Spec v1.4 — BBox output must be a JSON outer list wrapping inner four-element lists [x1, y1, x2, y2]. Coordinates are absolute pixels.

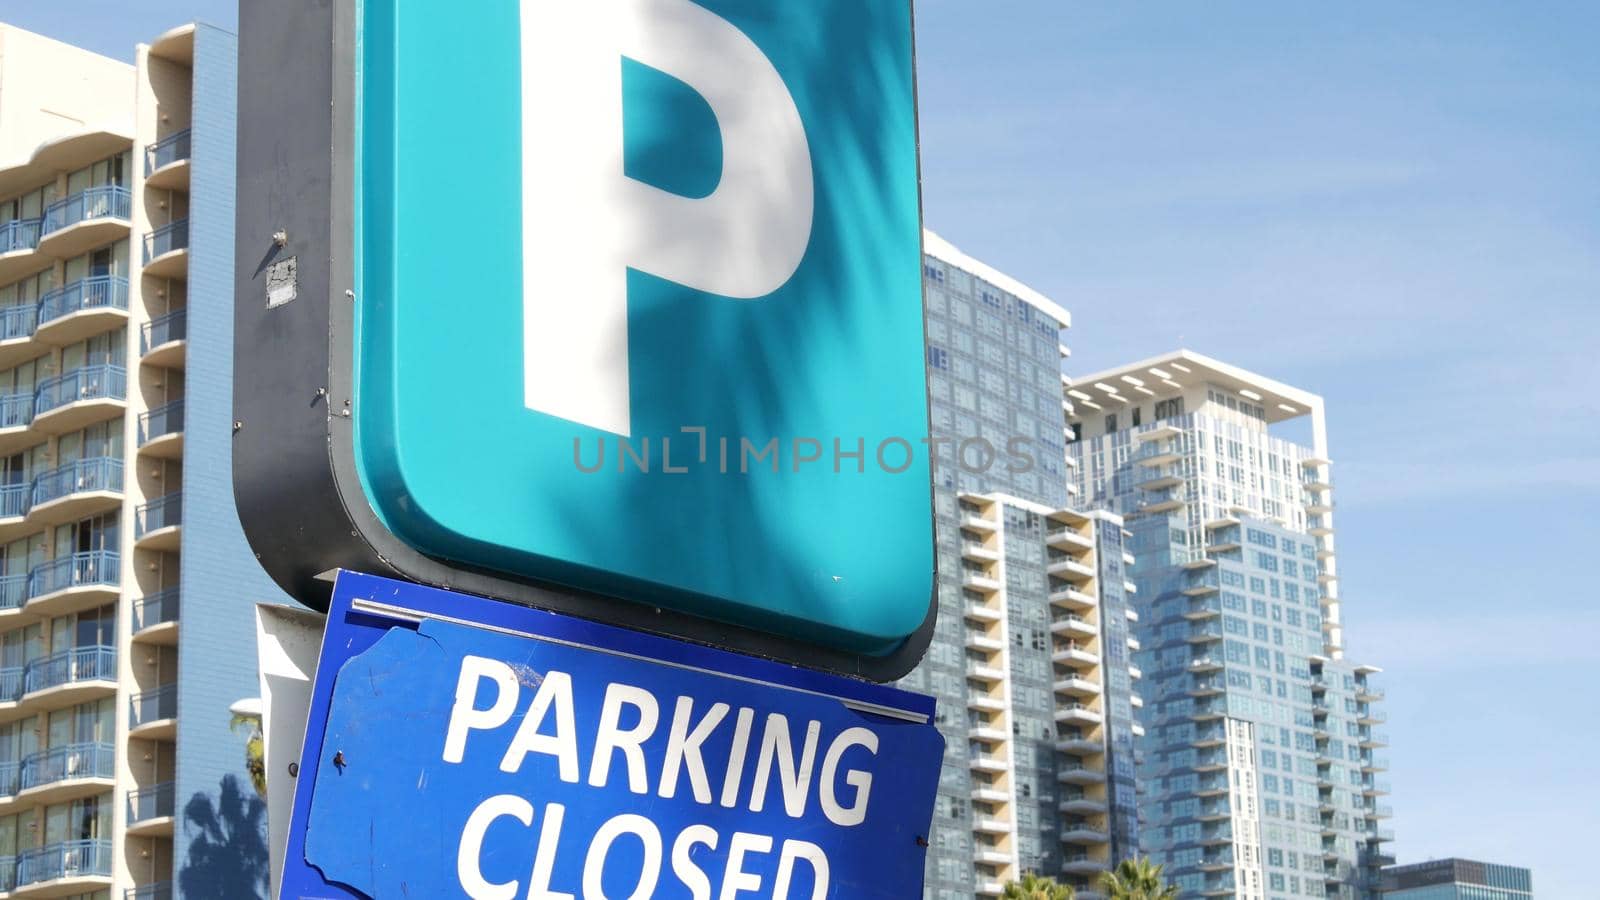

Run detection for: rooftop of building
[[922, 229, 1072, 329], [1067, 348, 1322, 425]]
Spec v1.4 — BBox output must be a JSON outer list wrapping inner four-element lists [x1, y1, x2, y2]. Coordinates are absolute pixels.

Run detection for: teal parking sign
[[327, 0, 933, 668]]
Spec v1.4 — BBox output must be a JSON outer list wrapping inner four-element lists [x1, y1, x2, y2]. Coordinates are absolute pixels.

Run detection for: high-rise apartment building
[[1380, 859, 1532, 900], [900, 233, 1142, 899], [1068, 351, 1392, 900], [0, 21, 280, 899]]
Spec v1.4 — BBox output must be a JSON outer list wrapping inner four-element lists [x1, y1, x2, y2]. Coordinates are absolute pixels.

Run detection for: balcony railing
[[0, 668, 20, 703], [0, 483, 26, 520], [0, 217, 42, 254], [128, 781, 176, 825], [136, 492, 182, 537], [0, 573, 24, 613], [16, 838, 113, 886], [19, 742, 114, 790], [42, 185, 131, 235], [34, 364, 127, 415], [0, 855, 13, 892], [0, 304, 35, 342], [139, 400, 184, 446], [145, 129, 192, 175], [141, 308, 187, 354], [133, 588, 180, 632], [36, 275, 129, 326], [23, 645, 116, 694], [0, 760, 16, 796], [127, 882, 175, 900], [143, 219, 189, 263], [130, 684, 177, 728], [31, 457, 124, 508], [28, 551, 120, 600], [0, 392, 33, 429]]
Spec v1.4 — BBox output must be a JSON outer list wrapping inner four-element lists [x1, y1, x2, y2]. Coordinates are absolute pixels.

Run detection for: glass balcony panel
[[145, 129, 192, 175], [136, 492, 182, 537], [140, 308, 187, 354], [143, 219, 189, 263], [139, 400, 185, 446]]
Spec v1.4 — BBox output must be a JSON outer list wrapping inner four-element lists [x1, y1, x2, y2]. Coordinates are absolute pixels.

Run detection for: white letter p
[[521, 0, 814, 436]]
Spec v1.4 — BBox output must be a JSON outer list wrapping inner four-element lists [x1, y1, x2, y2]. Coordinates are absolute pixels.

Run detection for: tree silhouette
[[178, 775, 269, 899]]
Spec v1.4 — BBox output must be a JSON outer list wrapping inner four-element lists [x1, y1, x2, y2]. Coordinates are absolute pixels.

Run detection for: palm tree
[[1100, 857, 1178, 900], [230, 711, 266, 799], [1004, 871, 1075, 900]]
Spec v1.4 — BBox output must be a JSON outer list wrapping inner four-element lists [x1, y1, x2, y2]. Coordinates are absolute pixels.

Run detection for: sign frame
[[232, 0, 936, 681], [278, 570, 943, 898]]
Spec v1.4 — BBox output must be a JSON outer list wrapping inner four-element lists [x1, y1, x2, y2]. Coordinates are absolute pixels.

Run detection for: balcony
[[31, 365, 127, 435], [127, 781, 178, 837], [1053, 672, 1100, 697], [21, 646, 116, 710], [14, 839, 113, 894], [1047, 556, 1096, 583], [962, 569, 1001, 594], [0, 483, 28, 543], [1060, 852, 1106, 876], [26, 551, 120, 619], [17, 742, 115, 806], [0, 668, 20, 708], [1054, 703, 1103, 727], [129, 684, 178, 741], [966, 661, 1004, 684], [0, 393, 35, 455], [964, 600, 1002, 625], [1190, 700, 1227, 721], [142, 219, 189, 279], [1052, 643, 1099, 669], [969, 753, 1007, 774], [1182, 570, 1221, 596], [132, 587, 180, 644], [34, 276, 129, 346], [135, 492, 183, 552], [140, 308, 187, 369], [28, 457, 123, 527], [138, 400, 185, 459], [0, 573, 25, 621], [1049, 583, 1097, 611], [1051, 614, 1097, 640], [1187, 625, 1224, 644], [959, 513, 997, 533], [1189, 656, 1223, 673], [1060, 821, 1109, 844], [1194, 751, 1229, 772], [0, 217, 45, 284], [0, 304, 38, 369], [1046, 527, 1095, 552], [1141, 487, 1186, 514], [39, 185, 132, 259], [126, 882, 175, 900], [1192, 727, 1227, 748], [960, 540, 1000, 563], [967, 693, 1004, 714], [1055, 734, 1102, 756], [1056, 762, 1106, 785], [145, 128, 192, 190], [972, 820, 1011, 839], [1058, 793, 1107, 815]]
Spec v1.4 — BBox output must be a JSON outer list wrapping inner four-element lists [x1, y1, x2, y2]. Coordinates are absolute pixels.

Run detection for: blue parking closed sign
[[279, 573, 945, 898]]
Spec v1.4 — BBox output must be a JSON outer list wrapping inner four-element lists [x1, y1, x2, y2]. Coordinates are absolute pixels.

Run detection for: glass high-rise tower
[[900, 233, 1142, 900], [1068, 351, 1393, 900]]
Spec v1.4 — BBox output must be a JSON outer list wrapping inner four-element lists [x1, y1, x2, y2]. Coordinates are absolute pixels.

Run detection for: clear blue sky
[[9, 2, 1596, 895]]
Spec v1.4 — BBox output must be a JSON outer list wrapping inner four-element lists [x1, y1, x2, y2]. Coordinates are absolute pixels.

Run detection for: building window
[[1105, 414, 1118, 433]]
